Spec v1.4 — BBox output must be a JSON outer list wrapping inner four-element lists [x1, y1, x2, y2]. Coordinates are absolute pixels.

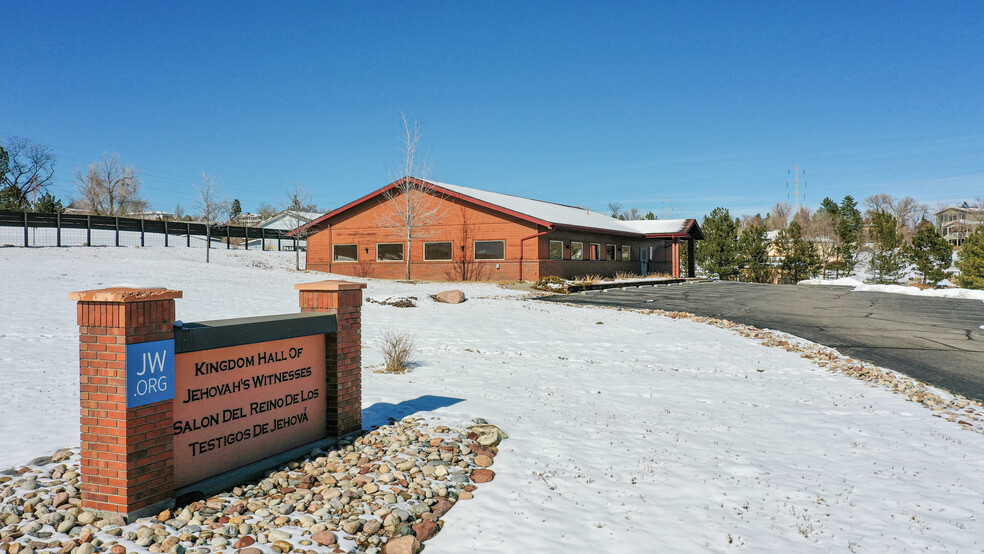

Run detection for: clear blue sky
[[3, 1, 982, 220]]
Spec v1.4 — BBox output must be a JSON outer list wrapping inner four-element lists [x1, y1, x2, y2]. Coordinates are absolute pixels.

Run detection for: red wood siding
[[305, 188, 687, 281], [306, 190, 540, 281]]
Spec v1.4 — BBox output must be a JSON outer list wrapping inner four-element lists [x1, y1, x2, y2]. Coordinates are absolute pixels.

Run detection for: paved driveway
[[540, 281, 984, 401]]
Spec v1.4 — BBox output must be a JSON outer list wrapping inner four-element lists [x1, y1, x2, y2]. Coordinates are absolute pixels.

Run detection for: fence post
[[140, 218, 145, 247], [87, 215, 92, 246], [164, 220, 169, 247], [23, 211, 28, 247], [244, 226, 249, 250], [261, 228, 266, 251], [277, 233, 281, 251], [115, 217, 120, 247], [69, 286, 182, 520], [295, 281, 367, 436], [186, 222, 191, 247], [226, 225, 230, 249], [57, 212, 62, 247]]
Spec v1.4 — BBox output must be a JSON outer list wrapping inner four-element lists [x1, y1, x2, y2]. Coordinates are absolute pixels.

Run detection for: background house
[[299, 178, 702, 281], [936, 204, 984, 247], [249, 209, 323, 250]]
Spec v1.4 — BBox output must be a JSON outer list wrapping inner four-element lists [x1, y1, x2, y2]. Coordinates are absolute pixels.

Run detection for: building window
[[571, 242, 584, 260], [474, 240, 505, 260], [376, 243, 404, 261], [424, 241, 453, 261], [333, 244, 358, 262], [621, 245, 631, 261], [590, 243, 601, 260], [549, 240, 564, 260], [606, 244, 616, 261]]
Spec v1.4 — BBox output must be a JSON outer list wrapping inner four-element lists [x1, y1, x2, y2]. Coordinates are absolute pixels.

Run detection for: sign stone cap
[[294, 280, 367, 291], [69, 287, 184, 302]]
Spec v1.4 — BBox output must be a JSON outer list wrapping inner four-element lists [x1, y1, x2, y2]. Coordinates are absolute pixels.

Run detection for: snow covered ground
[[799, 276, 984, 302], [2, 246, 984, 552]]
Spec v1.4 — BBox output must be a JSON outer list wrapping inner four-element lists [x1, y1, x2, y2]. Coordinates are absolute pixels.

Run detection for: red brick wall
[[71, 289, 181, 518], [296, 281, 367, 436]]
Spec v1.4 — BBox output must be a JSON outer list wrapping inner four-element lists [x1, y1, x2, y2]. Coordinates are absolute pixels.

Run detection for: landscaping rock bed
[[0, 418, 507, 554]]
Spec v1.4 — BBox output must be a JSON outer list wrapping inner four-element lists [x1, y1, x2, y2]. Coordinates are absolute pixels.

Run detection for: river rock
[[471, 469, 495, 483], [433, 290, 466, 304], [311, 530, 336, 546], [383, 535, 422, 554]]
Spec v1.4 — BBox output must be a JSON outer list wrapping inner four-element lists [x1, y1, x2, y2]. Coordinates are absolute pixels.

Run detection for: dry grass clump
[[614, 271, 642, 280], [380, 328, 416, 373], [572, 274, 604, 285]]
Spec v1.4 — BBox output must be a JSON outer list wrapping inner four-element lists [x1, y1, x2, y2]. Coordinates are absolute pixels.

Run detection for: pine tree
[[907, 223, 952, 286], [778, 221, 821, 283], [738, 224, 772, 282], [230, 198, 242, 219], [837, 196, 863, 275], [868, 211, 906, 283], [33, 192, 65, 213], [818, 197, 840, 218], [955, 227, 984, 289], [695, 207, 740, 280], [645, 211, 656, 220], [0, 185, 27, 211]]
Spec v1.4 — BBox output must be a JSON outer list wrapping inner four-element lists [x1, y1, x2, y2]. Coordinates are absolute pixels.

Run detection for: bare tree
[[74, 153, 146, 215], [257, 202, 278, 219], [282, 183, 320, 213], [607, 202, 624, 219], [807, 210, 838, 276], [765, 201, 793, 230], [740, 213, 765, 230], [865, 193, 927, 237], [792, 206, 812, 228], [892, 196, 928, 230], [444, 205, 492, 281], [194, 171, 229, 264], [378, 113, 443, 280], [1, 137, 56, 210], [864, 193, 893, 215]]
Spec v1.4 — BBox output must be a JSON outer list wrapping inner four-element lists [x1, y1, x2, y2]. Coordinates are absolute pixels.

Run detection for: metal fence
[[0, 210, 300, 251]]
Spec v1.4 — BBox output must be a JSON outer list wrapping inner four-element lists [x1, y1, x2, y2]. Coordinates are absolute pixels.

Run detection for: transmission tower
[[787, 165, 806, 213]]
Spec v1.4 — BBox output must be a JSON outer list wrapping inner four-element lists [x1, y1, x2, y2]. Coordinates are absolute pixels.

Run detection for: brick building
[[300, 178, 703, 281]]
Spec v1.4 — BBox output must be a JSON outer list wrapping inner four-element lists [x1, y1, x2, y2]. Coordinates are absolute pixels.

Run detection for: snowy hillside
[[1, 246, 983, 552]]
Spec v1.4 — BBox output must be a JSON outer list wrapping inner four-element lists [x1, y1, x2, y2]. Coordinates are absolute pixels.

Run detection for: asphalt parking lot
[[540, 281, 984, 401]]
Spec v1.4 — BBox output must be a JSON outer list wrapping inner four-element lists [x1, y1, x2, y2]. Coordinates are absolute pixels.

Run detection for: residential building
[[936, 204, 984, 246]]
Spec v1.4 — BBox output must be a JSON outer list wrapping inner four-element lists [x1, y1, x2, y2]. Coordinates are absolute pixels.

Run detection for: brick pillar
[[69, 287, 182, 520], [295, 280, 367, 436]]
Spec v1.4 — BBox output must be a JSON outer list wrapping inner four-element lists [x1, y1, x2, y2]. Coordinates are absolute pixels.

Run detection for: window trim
[[571, 241, 584, 261], [423, 241, 453, 261], [548, 240, 564, 260], [473, 240, 505, 261], [376, 242, 405, 262], [621, 245, 631, 262], [332, 244, 358, 263], [606, 244, 617, 261], [590, 243, 601, 261]]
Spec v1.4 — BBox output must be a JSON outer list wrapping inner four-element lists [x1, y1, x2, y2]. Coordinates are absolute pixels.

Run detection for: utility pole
[[663, 199, 673, 219], [787, 165, 806, 214]]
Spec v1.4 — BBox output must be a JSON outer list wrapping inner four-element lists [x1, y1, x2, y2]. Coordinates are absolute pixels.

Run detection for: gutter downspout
[[519, 228, 552, 282]]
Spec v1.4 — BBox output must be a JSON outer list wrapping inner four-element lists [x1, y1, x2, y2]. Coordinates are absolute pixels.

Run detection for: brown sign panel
[[173, 334, 326, 488]]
